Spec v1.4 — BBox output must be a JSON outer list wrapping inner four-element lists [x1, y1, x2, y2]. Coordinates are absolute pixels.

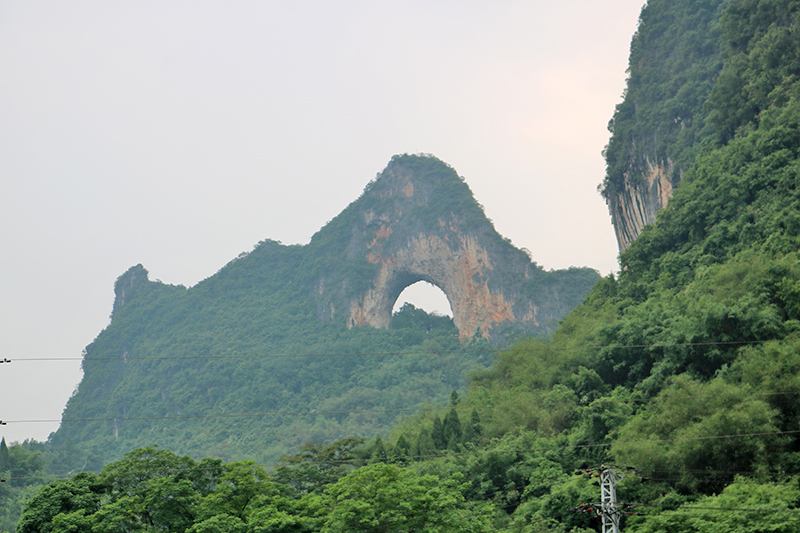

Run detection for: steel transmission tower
[[572, 464, 640, 533], [599, 466, 622, 533]]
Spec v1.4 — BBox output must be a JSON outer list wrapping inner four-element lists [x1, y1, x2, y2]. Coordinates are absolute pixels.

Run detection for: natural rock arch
[[310, 154, 600, 342], [347, 231, 516, 340]]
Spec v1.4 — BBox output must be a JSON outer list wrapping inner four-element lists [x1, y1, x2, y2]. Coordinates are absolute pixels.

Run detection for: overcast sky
[[0, 1, 645, 443]]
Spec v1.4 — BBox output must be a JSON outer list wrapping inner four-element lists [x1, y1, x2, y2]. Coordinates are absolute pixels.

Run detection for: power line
[[6, 430, 800, 489], [4, 388, 800, 427], [643, 466, 799, 476], [272, 427, 800, 464], [5, 339, 771, 363], [635, 503, 800, 514], [2, 406, 444, 425], [8, 349, 498, 362]]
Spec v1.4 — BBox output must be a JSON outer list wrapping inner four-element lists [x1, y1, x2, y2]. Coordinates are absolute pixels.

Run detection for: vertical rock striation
[[606, 158, 677, 252], [600, 0, 726, 252]]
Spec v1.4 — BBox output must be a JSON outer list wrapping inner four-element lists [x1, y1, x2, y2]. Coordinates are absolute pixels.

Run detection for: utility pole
[[572, 464, 640, 533], [0, 357, 8, 482]]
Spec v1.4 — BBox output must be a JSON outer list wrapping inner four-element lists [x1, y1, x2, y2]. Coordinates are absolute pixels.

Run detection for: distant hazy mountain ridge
[[14, 2, 800, 532], [52, 154, 599, 466]]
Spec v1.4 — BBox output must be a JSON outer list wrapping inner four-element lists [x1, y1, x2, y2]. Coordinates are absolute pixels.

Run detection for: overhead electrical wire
[[4, 417, 799, 449], [7, 428, 800, 482], [10, 349, 499, 362], [634, 503, 800, 514], [4, 385, 800, 428], [3, 406, 443, 424], [5, 381, 800, 427], [8, 444, 800, 491], [5, 338, 772, 362]]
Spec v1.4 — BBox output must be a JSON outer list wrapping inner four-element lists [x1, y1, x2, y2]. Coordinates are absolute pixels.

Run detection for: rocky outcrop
[[54, 153, 600, 464], [106, 156, 599, 345], [111, 264, 149, 320], [607, 158, 679, 252], [311, 154, 600, 342], [599, 0, 725, 253], [349, 228, 519, 340]]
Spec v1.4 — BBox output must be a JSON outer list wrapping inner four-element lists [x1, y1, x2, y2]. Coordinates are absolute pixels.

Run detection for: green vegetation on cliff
[[15, 0, 800, 532], [53, 272, 489, 467], [602, 0, 726, 198], [600, 0, 732, 251], [375, 0, 800, 530], [43, 153, 597, 475]]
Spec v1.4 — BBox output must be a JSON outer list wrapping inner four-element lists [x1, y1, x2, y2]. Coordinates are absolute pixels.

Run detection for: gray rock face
[[108, 155, 599, 345], [311, 154, 600, 342], [607, 158, 678, 253]]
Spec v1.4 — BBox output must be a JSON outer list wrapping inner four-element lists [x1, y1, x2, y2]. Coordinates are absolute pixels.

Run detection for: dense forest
[[7, 0, 800, 531]]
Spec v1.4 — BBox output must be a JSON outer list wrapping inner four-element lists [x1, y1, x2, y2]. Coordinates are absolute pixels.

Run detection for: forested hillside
[[10, 0, 800, 531], [0, 154, 600, 532], [44, 154, 596, 470], [379, 0, 800, 530]]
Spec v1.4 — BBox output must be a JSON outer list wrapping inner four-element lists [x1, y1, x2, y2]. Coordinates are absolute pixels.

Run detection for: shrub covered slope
[[41, 155, 598, 472], [380, 0, 800, 530], [12, 0, 800, 531]]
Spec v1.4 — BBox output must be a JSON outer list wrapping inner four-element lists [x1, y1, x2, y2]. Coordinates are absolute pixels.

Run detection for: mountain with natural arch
[[51, 154, 599, 466], [310, 154, 598, 341]]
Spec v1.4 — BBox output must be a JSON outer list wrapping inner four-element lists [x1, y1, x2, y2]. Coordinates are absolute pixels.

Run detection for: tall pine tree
[[0, 438, 10, 473], [464, 409, 482, 444], [443, 408, 462, 450], [431, 415, 446, 450]]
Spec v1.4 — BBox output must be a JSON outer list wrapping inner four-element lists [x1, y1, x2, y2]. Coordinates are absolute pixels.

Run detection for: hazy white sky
[[0, 0, 645, 443]]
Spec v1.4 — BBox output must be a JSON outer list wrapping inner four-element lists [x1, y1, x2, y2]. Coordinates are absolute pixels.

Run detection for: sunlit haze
[[0, 1, 645, 442]]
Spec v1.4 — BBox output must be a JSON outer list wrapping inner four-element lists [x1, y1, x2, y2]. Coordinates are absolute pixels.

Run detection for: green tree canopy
[[322, 463, 493, 533]]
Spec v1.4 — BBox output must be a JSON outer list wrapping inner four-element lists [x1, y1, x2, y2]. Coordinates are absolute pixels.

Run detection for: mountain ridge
[[50, 153, 599, 466]]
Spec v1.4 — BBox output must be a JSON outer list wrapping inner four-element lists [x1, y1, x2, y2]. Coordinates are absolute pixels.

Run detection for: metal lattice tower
[[600, 467, 622, 533], [572, 464, 640, 532]]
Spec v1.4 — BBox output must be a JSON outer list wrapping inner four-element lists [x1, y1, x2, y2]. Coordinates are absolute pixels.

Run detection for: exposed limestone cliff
[[104, 155, 598, 346], [607, 158, 678, 252], [600, 0, 725, 253], [311, 154, 599, 342]]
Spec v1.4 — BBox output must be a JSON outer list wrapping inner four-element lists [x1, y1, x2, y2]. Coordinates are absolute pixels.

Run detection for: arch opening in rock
[[391, 280, 453, 318]]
